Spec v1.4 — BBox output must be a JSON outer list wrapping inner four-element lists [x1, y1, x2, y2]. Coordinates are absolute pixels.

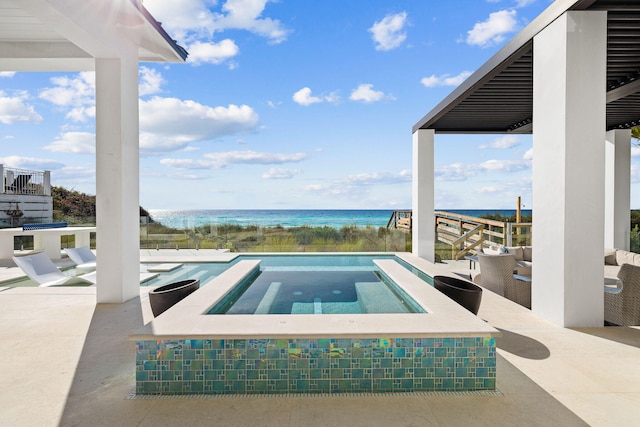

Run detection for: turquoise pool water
[[207, 266, 425, 315]]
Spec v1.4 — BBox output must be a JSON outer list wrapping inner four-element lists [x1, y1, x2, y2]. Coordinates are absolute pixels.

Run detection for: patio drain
[[126, 390, 503, 399]]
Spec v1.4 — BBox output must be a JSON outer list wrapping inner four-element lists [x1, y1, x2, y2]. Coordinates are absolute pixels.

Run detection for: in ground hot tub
[[131, 255, 498, 395]]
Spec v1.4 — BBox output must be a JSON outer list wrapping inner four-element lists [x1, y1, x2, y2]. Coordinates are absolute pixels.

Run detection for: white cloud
[[305, 170, 411, 198], [139, 66, 166, 96], [44, 132, 95, 154], [341, 170, 411, 186], [349, 84, 386, 103], [436, 156, 531, 182], [0, 155, 64, 170], [466, 10, 518, 47], [292, 87, 324, 106], [515, 0, 536, 7], [54, 165, 97, 183], [421, 71, 472, 88], [479, 159, 530, 172], [40, 69, 168, 121], [0, 90, 42, 124], [435, 163, 476, 182], [479, 135, 520, 149], [139, 97, 259, 153], [144, 0, 289, 54], [214, 0, 290, 44], [142, 0, 217, 43], [523, 148, 534, 160], [478, 186, 503, 194], [262, 167, 302, 179], [0, 72, 16, 78], [369, 12, 408, 51], [39, 72, 95, 121], [187, 39, 240, 65], [40, 72, 94, 107], [161, 150, 308, 169]]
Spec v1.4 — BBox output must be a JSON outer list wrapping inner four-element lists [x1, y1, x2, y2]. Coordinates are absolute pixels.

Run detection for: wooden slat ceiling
[[414, 0, 640, 134]]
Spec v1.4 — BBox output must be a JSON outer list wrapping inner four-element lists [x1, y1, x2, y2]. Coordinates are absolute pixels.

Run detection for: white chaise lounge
[[13, 252, 97, 287], [64, 245, 97, 271]]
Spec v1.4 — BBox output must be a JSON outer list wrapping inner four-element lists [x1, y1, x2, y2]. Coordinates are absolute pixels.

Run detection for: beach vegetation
[[140, 221, 411, 252]]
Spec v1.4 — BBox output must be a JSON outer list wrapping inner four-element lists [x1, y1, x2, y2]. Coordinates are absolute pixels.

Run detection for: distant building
[[0, 165, 52, 228]]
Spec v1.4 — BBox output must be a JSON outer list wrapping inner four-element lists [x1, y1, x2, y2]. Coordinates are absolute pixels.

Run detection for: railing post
[[506, 223, 513, 246], [43, 171, 51, 196], [0, 164, 4, 194], [6, 169, 13, 193]]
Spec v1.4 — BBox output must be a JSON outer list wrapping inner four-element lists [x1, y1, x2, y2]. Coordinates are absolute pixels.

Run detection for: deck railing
[[386, 210, 412, 231], [435, 211, 532, 259], [1, 165, 50, 196]]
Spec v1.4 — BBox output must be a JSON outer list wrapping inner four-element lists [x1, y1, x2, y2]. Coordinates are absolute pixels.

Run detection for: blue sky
[[2, 0, 635, 210]]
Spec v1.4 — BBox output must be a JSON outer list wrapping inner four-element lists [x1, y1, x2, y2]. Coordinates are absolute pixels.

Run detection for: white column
[[412, 129, 435, 262], [95, 49, 140, 303], [532, 11, 607, 327], [604, 129, 631, 250]]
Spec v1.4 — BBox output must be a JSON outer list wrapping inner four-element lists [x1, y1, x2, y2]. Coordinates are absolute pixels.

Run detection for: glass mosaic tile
[[135, 336, 496, 395]]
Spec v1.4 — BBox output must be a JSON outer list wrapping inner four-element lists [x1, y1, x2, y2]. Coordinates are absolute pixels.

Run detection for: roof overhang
[[0, 0, 187, 72], [413, 0, 640, 134]]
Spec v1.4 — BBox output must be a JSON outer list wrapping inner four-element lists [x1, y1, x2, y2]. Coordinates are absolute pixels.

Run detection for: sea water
[[148, 209, 532, 230]]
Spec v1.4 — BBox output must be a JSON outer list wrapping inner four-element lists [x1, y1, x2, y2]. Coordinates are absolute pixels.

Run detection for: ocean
[[148, 209, 533, 230]]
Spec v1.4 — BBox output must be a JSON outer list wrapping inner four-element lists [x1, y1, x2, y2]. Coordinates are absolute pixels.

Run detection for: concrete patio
[[1, 252, 638, 426]]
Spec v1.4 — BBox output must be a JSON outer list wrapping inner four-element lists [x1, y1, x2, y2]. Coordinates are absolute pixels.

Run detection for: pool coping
[[130, 254, 499, 341]]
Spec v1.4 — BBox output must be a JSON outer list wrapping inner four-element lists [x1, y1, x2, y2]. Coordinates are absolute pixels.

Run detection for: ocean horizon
[[148, 209, 533, 230]]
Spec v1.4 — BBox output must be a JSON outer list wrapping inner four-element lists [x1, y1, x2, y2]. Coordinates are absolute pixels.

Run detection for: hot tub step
[[355, 281, 409, 313]]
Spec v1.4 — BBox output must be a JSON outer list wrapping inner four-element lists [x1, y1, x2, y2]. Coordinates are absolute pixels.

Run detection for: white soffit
[[0, 0, 186, 71]]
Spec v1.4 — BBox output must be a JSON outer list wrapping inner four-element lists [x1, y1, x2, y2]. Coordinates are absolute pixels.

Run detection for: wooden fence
[[387, 210, 532, 260]]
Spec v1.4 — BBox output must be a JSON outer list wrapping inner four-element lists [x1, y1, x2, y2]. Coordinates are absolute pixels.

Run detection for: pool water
[[208, 268, 424, 315]]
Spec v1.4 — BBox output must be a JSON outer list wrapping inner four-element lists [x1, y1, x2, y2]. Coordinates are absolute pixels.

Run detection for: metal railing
[[1, 165, 50, 196]]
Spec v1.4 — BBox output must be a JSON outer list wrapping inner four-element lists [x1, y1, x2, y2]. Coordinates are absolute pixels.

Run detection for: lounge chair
[[64, 245, 97, 271], [474, 253, 531, 308], [604, 263, 640, 326], [12, 252, 96, 287]]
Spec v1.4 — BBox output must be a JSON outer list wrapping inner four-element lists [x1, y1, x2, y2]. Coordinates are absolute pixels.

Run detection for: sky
[[1, 0, 637, 211]]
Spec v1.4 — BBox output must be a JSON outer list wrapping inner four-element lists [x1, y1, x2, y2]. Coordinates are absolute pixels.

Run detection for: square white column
[[412, 129, 435, 262], [532, 11, 607, 327], [605, 129, 631, 250], [95, 52, 141, 303]]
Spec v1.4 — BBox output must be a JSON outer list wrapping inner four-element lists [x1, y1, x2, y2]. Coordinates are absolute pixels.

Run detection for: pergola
[[0, 0, 187, 303], [412, 0, 640, 327]]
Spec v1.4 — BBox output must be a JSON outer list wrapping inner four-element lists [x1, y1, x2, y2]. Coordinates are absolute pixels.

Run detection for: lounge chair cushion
[[504, 246, 524, 261]]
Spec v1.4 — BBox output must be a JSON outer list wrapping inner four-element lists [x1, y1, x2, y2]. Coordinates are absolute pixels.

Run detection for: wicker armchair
[[475, 253, 531, 308], [604, 263, 640, 326]]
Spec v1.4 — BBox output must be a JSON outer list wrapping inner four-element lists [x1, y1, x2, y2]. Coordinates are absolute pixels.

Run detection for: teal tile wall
[[135, 337, 496, 395]]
